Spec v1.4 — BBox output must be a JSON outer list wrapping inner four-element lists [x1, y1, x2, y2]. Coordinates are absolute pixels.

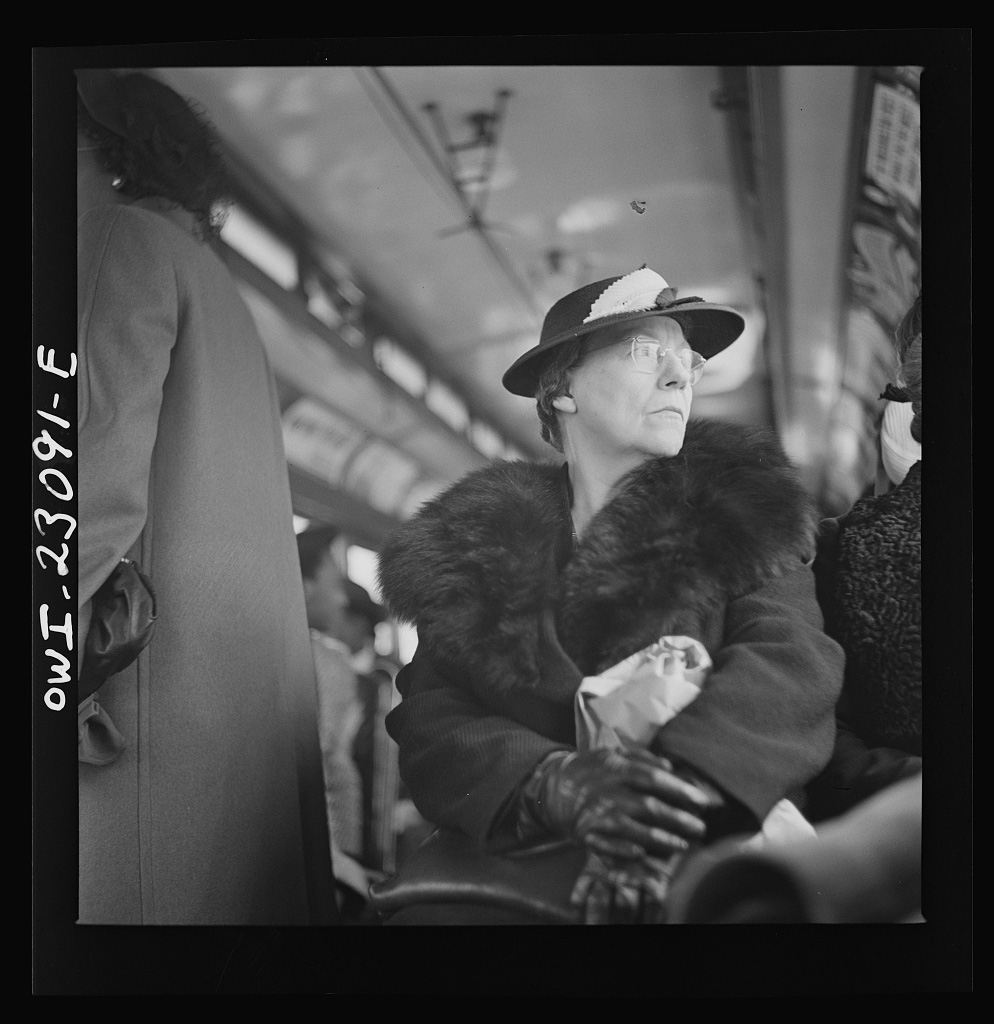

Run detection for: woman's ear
[[552, 393, 577, 413]]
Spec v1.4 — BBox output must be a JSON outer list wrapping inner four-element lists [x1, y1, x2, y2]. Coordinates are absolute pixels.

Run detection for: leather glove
[[667, 760, 760, 841], [517, 747, 715, 860], [570, 847, 683, 925]]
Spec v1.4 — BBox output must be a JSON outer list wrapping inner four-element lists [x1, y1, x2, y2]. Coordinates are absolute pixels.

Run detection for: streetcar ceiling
[[146, 63, 906, 532]]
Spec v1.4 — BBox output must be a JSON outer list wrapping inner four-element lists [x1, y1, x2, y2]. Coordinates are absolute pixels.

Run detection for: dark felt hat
[[502, 267, 746, 397], [76, 69, 130, 137], [76, 69, 205, 148]]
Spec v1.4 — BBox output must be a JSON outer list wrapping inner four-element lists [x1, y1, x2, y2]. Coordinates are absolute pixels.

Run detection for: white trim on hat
[[582, 268, 669, 324]]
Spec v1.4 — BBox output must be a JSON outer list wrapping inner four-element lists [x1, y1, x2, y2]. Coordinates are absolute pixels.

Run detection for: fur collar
[[379, 420, 816, 696]]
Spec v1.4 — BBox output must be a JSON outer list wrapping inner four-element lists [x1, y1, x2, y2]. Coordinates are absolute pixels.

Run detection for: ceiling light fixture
[[421, 89, 514, 239]]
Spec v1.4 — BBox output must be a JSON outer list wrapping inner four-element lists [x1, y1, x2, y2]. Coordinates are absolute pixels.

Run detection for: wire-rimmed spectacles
[[628, 337, 707, 385]]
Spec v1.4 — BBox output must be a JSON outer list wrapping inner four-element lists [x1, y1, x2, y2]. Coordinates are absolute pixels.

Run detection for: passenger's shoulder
[[78, 202, 179, 268], [79, 200, 201, 254]]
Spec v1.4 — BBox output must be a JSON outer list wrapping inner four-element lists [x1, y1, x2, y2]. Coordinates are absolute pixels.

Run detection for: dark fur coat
[[827, 462, 921, 750], [806, 462, 922, 820], [381, 419, 817, 695], [379, 420, 844, 835]]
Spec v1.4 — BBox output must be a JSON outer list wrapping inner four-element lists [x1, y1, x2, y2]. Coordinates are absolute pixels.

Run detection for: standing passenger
[[76, 69, 335, 924]]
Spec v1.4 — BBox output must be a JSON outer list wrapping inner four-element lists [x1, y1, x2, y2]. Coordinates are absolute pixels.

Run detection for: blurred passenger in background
[[806, 292, 922, 822], [296, 526, 365, 867], [344, 582, 434, 874], [376, 267, 845, 925], [76, 70, 335, 924], [342, 581, 395, 871]]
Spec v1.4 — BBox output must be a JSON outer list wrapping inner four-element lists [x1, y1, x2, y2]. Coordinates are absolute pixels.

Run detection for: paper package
[[575, 636, 711, 752], [574, 636, 816, 847]]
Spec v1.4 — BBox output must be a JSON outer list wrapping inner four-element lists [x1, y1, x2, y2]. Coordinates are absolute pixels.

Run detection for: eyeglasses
[[628, 337, 707, 385]]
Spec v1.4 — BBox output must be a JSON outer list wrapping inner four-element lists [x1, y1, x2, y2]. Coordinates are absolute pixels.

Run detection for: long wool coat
[[379, 421, 846, 844], [77, 199, 333, 924]]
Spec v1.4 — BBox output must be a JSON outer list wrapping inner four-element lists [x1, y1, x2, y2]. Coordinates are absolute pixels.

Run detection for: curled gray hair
[[534, 338, 586, 453]]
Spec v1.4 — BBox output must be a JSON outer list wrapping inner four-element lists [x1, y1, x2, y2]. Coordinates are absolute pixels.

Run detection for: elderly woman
[[375, 268, 845, 924]]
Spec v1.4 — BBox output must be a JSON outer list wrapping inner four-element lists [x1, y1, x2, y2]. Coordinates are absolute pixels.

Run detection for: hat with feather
[[502, 267, 746, 397]]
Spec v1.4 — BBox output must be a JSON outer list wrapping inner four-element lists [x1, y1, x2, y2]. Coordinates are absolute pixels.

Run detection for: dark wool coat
[[807, 462, 922, 820], [379, 420, 845, 844]]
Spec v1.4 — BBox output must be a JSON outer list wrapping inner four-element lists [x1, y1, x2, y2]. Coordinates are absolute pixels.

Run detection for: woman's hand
[[521, 747, 714, 860], [570, 847, 682, 925]]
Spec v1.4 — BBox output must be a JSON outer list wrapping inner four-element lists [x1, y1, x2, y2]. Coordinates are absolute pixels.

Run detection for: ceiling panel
[[157, 65, 762, 461], [145, 59, 930, 525]]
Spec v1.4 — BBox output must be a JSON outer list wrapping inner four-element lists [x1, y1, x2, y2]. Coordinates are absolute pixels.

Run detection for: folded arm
[[387, 651, 715, 860], [804, 711, 923, 821], [386, 652, 570, 844], [651, 564, 846, 829]]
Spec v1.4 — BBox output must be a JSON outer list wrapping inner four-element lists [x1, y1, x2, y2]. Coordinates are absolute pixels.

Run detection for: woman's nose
[[656, 352, 692, 389]]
